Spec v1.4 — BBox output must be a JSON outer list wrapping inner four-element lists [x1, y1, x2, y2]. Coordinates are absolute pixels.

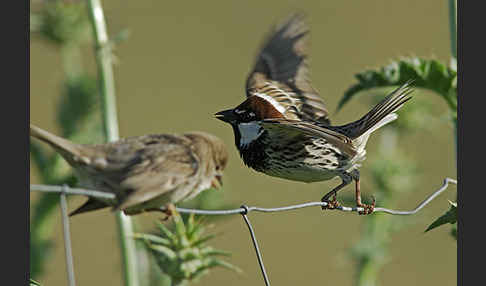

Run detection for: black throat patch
[[235, 129, 269, 172]]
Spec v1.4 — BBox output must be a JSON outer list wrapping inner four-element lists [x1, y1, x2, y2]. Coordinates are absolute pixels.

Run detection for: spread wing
[[245, 14, 330, 124], [88, 134, 200, 210], [260, 118, 357, 157]]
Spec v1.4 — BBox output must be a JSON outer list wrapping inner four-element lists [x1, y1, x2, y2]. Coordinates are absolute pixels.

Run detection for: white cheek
[[238, 122, 263, 147]]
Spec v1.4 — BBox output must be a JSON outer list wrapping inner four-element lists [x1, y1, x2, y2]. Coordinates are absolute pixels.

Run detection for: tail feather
[[333, 81, 413, 140], [30, 125, 110, 216], [69, 198, 109, 216], [30, 124, 83, 162]]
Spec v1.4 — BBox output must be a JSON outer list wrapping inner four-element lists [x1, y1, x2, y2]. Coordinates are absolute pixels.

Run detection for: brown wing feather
[[246, 14, 330, 124], [116, 150, 198, 210], [85, 134, 200, 210]]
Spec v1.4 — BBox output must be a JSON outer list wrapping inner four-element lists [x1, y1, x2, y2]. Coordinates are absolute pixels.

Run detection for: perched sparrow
[[215, 14, 413, 214], [30, 124, 228, 216]]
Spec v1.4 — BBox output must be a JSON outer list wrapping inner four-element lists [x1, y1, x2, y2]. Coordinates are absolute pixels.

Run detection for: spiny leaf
[[205, 258, 242, 274], [189, 258, 242, 282], [133, 233, 171, 246], [181, 259, 205, 276], [172, 211, 188, 241], [338, 57, 457, 113], [155, 221, 178, 244], [187, 222, 205, 243], [425, 201, 457, 232], [189, 268, 210, 282], [192, 234, 217, 247], [200, 247, 232, 257], [147, 244, 178, 261], [186, 213, 196, 236]]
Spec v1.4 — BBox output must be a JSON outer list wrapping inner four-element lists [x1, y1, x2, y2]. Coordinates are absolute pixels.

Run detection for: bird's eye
[[234, 109, 256, 121], [241, 111, 255, 121]]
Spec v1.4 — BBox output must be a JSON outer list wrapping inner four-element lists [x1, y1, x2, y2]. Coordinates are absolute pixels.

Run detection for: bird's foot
[[145, 204, 176, 221], [357, 196, 375, 215], [321, 195, 340, 210], [159, 203, 176, 221]]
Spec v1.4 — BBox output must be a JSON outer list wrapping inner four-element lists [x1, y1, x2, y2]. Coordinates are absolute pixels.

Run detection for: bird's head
[[215, 95, 286, 149], [184, 132, 229, 190]]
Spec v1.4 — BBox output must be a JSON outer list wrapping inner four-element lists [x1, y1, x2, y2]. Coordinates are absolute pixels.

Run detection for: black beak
[[214, 109, 237, 123]]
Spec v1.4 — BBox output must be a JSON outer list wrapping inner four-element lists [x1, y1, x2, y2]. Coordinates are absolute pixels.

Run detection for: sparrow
[[30, 124, 228, 216], [215, 14, 413, 214]]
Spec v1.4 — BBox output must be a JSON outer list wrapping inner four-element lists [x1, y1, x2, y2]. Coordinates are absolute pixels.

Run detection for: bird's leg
[[321, 173, 352, 210], [352, 171, 375, 215]]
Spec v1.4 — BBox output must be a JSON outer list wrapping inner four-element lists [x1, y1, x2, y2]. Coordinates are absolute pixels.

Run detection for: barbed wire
[[31, 178, 457, 215], [29, 177, 457, 286]]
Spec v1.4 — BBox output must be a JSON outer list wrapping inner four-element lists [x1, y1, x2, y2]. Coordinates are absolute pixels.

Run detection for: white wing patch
[[238, 122, 263, 147], [253, 92, 287, 113]]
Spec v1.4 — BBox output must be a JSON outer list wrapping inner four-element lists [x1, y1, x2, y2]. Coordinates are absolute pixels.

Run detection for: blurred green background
[[30, 0, 456, 285]]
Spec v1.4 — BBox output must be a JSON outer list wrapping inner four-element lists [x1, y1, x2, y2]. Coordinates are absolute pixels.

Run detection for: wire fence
[[30, 177, 457, 286]]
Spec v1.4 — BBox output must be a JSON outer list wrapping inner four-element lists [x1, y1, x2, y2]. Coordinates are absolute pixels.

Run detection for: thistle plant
[[135, 210, 241, 286], [340, 55, 457, 238]]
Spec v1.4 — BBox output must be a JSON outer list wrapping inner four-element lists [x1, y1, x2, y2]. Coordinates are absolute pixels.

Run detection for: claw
[[357, 196, 375, 215], [321, 193, 340, 210], [160, 203, 176, 221], [145, 204, 176, 221]]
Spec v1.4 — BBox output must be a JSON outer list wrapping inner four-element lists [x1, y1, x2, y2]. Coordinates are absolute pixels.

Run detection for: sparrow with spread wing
[[30, 124, 228, 216], [215, 14, 413, 214]]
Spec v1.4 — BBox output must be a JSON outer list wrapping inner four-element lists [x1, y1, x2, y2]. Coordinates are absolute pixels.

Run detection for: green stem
[[86, 0, 119, 140], [86, 1, 139, 286]]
